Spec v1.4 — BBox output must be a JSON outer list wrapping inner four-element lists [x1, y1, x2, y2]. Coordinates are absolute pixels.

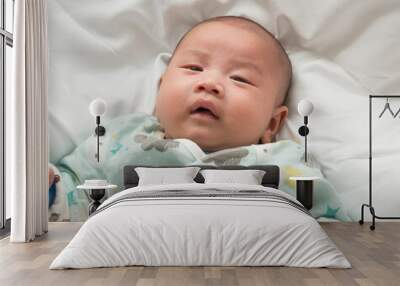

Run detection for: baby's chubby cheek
[[155, 103, 185, 138]]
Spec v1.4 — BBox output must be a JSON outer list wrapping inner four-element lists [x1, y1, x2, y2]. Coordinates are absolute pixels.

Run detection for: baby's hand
[[48, 167, 60, 186]]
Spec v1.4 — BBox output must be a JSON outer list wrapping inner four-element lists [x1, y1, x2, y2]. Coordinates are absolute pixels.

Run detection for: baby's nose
[[194, 79, 224, 97]]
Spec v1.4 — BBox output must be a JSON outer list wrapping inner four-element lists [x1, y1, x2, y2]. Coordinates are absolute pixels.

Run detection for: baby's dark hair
[[171, 15, 292, 106]]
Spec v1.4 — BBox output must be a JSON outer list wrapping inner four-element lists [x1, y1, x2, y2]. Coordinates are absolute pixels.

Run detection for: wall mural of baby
[[48, 16, 350, 222]]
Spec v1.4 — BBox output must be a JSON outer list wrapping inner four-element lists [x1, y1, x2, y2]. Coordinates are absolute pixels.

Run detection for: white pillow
[[200, 169, 266, 185], [135, 167, 200, 186]]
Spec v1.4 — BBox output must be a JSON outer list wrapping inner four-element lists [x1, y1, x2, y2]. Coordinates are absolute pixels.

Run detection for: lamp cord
[[97, 124, 99, 162], [305, 132, 307, 163], [304, 116, 308, 163]]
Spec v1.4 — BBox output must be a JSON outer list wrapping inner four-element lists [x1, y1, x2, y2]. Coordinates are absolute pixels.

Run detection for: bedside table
[[289, 176, 320, 210], [77, 180, 117, 215]]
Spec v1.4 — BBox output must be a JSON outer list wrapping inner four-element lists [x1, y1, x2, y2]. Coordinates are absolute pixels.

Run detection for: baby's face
[[156, 21, 287, 152]]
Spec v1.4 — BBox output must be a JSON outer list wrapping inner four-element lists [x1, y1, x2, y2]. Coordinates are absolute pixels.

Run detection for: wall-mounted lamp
[[297, 99, 314, 163], [89, 98, 107, 162]]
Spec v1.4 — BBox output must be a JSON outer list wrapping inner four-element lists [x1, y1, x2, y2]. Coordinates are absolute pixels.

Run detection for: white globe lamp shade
[[89, 98, 107, 117], [297, 100, 314, 116]]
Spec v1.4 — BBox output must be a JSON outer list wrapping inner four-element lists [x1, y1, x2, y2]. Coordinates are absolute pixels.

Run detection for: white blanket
[[50, 183, 350, 269]]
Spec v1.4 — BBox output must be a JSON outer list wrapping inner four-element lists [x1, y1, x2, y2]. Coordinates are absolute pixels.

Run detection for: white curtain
[[8, 0, 49, 242]]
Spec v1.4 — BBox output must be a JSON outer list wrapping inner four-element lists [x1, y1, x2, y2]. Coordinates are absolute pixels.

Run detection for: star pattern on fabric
[[110, 142, 123, 155], [324, 205, 340, 218]]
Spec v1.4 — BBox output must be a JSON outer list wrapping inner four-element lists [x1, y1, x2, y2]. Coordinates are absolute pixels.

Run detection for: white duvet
[[50, 183, 350, 269]]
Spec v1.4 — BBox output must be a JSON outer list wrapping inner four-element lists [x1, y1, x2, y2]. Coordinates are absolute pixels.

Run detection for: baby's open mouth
[[190, 107, 219, 120], [190, 98, 220, 120]]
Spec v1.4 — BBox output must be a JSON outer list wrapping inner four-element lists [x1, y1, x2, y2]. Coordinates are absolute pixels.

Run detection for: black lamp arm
[[298, 115, 310, 163], [94, 116, 106, 162]]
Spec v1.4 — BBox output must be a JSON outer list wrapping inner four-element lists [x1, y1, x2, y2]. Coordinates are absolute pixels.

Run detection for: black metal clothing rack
[[359, 95, 400, 230]]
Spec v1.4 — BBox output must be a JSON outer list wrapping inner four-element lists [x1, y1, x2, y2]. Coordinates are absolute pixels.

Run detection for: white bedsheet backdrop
[[48, 0, 400, 221]]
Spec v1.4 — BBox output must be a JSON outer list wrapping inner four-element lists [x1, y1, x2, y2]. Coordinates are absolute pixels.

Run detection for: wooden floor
[[0, 222, 399, 286]]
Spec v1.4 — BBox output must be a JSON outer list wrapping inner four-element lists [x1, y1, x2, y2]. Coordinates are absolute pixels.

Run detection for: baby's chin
[[164, 126, 259, 152], [197, 143, 225, 153]]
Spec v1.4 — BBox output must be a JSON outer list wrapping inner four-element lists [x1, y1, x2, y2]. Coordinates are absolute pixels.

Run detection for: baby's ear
[[260, 105, 288, 144]]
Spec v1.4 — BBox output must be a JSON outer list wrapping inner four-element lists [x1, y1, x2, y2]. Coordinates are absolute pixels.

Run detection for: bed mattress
[[50, 183, 351, 269]]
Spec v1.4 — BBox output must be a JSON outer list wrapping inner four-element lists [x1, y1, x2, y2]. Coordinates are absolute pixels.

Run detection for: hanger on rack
[[378, 98, 395, 118]]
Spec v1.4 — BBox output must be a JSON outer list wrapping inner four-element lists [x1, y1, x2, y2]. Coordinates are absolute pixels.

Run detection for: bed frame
[[123, 165, 280, 189]]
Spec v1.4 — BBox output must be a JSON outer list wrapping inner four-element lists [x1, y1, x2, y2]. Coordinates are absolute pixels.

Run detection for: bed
[[50, 165, 350, 269]]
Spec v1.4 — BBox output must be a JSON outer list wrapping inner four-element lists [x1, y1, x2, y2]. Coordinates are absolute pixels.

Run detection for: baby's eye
[[230, 75, 252, 85], [182, 65, 203, 72]]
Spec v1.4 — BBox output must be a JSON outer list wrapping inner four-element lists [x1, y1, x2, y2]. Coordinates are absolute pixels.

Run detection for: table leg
[[296, 180, 313, 210], [88, 189, 105, 215]]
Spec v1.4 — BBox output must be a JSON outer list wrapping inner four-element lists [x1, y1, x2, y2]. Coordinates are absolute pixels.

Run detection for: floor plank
[[0, 222, 399, 286]]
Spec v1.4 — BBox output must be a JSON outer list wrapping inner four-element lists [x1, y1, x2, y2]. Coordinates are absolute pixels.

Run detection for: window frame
[[1, 0, 14, 233]]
